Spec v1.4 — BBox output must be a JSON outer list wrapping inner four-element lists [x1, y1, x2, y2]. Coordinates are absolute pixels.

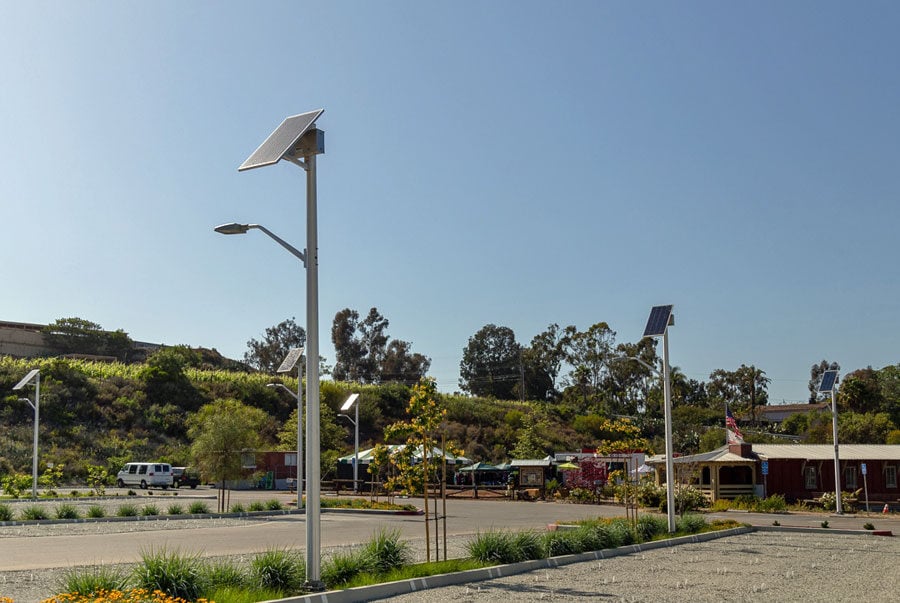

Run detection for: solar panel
[[276, 348, 304, 374], [340, 393, 360, 412], [643, 305, 674, 337], [238, 109, 324, 171], [13, 368, 40, 390], [818, 370, 838, 393]]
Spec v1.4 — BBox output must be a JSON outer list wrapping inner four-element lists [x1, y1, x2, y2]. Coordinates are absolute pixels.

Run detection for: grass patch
[[320, 498, 417, 512], [341, 559, 488, 589], [204, 585, 283, 603]]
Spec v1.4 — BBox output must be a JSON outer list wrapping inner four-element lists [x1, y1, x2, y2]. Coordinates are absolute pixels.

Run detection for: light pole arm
[[250, 224, 307, 266], [268, 382, 299, 401], [338, 414, 357, 427]]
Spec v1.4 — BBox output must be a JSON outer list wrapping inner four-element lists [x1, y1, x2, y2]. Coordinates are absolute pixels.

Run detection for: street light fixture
[[13, 369, 40, 499], [641, 305, 676, 533], [819, 370, 842, 514], [230, 108, 326, 588], [338, 393, 361, 493]]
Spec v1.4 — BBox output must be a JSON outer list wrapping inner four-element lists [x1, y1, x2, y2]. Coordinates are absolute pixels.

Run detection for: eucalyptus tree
[[244, 317, 306, 373]]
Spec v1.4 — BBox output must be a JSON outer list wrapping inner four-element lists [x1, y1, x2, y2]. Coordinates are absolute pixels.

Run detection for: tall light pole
[[229, 108, 326, 588], [13, 369, 40, 499], [339, 393, 360, 493], [641, 305, 676, 533], [268, 346, 304, 510], [819, 370, 842, 514]]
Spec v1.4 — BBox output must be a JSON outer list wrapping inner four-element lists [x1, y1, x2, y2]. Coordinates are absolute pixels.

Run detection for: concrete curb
[[270, 527, 754, 603]]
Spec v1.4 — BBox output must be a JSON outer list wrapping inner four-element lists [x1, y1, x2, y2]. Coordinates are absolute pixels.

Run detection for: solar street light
[[819, 370, 842, 514], [642, 304, 676, 533], [234, 108, 326, 588], [275, 348, 305, 510], [338, 393, 361, 493], [13, 369, 40, 499]]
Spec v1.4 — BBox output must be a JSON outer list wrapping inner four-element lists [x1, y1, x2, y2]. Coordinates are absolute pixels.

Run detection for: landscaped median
[[15, 515, 746, 603]]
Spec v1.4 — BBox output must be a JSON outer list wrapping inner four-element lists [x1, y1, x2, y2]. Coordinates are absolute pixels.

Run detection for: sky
[[2, 2, 899, 405]]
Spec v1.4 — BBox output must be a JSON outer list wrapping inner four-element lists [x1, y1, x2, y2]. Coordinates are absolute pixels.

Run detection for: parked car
[[172, 466, 201, 489], [116, 462, 172, 489]]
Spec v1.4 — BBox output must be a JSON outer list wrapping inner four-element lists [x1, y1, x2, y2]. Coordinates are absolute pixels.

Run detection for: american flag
[[726, 405, 743, 440]]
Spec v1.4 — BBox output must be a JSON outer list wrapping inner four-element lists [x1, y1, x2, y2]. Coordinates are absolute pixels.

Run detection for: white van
[[116, 462, 173, 489]]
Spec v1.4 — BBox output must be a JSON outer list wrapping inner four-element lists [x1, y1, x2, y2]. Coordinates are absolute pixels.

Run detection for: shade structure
[[338, 445, 470, 465], [557, 462, 580, 470], [458, 462, 501, 472]]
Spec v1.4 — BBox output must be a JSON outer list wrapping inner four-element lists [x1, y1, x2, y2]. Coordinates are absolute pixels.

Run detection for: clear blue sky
[[2, 2, 898, 404]]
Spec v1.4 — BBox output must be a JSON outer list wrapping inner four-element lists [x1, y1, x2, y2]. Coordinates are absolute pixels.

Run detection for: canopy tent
[[338, 444, 470, 465], [557, 462, 579, 470], [458, 462, 501, 472]]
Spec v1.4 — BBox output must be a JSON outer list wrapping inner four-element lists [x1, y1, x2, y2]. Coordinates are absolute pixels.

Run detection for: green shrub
[[188, 501, 210, 514], [1, 473, 32, 498], [361, 528, 411, 574], [605, 519, 635, 546], [55, 504, 81, 520], [142, 504, 160, 516], [636, 482, 665, 508], [229, 503, 246, 514], [248, 501, 265, 512], [675, 514, 706, 534], [758, 494, 787, 513], [133, 548, 205, 601], [568, 487, 594, 503], [167, 503, 184, 515], [710, 499, 732, 512], [117, 503, 139, 517], [265, 499, 283, 511], [863, 522, 875, 530], [20, 505, 49, 520], [0, 504, 13, 521], [69, 489, 81, 498], [251, 549, 305, 594], [58, 566, 129, 596], [87, 505, 106, 518]]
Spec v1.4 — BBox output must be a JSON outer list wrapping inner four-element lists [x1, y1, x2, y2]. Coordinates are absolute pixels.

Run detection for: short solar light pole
[[819, 369, 842, 514], [642, 305, 676, 533], [230, 108, 326, 588], [268, 347, 305, 510], [338, 394, 361, 493], [13, 369, 40, 499]]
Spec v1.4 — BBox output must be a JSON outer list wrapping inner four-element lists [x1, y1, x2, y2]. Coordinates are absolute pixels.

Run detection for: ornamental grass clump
[[58, 565, 129, 596], [201, 558, 247, 590], [142, 504, 160, 516], [117, 503, 139, 517], [322, 549, 370, 588], [466, 530, 520, 564], [0, 503, 13, 521], [247, 501, 265, 512], [167, 503, 184, 515], [20, 505, 49, 521], [132, 548, 205, 602], [229, 503, 246, 513], [251, 548, 305, 594], [361, 528, 412, 574], [55, 504, 81, 520], [188, 501, 210, 514], [635, 514, 668, 541], [543, 529, 581, 557], [676, 513, 706, 534], [265, 499, 283, 511], [87, 505, 106, 518]]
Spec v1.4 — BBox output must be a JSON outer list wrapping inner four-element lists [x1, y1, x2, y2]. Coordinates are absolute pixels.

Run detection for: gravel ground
[[372, 531, 900, 603]]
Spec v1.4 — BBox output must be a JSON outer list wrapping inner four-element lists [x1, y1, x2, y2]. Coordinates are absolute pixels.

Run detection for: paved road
[[2, 490, 897, 571]]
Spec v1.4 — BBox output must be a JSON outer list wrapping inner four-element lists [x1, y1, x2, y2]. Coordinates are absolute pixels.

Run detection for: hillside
[[0, 355, 593, 482]]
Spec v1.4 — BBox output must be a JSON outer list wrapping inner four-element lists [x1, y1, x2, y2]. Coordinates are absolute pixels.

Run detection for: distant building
[[753, 403, 829, 424]]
